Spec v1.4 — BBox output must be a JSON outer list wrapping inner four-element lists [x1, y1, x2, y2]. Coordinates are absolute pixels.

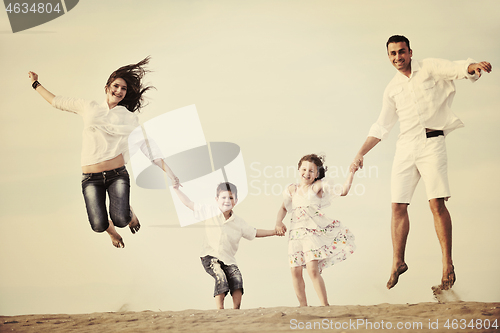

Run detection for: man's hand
[[350, 155, 364, 173], [468, 61, 492, 78]]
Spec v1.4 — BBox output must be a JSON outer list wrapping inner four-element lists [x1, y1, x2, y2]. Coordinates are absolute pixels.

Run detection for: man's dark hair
[[386, 35, 411, 51]]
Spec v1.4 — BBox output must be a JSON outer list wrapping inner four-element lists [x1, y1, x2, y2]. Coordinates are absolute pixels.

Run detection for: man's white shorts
[[391, 135, 450, 203]]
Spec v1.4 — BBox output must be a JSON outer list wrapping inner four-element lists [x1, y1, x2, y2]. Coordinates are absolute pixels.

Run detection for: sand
[[1, 301, 499, 333]]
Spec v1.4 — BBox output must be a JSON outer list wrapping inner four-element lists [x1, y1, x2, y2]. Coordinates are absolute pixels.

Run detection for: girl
[[275, 154, 356, 306], [28, 57, 179, 248]]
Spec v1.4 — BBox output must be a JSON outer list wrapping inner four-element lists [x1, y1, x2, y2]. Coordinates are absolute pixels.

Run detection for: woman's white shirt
[[52, 96, 156, 166]]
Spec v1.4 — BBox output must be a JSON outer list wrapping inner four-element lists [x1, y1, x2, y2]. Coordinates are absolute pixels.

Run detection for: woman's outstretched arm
[[153, 158, 180, 186], [28, 71, 55, 105]]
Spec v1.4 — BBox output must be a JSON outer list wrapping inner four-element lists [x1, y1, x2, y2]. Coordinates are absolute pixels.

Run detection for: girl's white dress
[[284, 180, 356, 273]]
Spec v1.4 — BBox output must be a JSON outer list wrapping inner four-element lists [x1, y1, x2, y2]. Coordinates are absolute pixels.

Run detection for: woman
[[29, 57, 179, 248]]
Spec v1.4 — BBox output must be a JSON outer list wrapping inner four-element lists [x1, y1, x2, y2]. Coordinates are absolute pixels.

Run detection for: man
[[351, 35, 491, 290]]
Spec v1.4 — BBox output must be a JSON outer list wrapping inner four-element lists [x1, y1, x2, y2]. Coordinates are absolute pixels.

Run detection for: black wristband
[[32, 80, 41, 90]]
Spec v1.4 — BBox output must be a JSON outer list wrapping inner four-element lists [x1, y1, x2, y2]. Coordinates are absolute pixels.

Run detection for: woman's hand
[[28, 71, 38, 84], [172, 177, 181, 189], [28, 71, 55, 104]]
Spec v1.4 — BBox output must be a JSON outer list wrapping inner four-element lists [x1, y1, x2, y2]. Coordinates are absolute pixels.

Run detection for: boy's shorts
[[201, 255, 244, 297], [391, 135, 450, 203]]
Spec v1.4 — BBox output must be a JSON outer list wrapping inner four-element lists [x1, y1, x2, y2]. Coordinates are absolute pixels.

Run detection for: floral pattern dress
[[284, 180, 356, 273]]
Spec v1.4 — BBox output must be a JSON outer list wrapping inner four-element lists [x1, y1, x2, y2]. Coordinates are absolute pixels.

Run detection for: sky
[[0, 0, 499, 316]]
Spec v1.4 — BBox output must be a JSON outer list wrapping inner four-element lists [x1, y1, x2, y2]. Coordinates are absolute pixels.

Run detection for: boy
[[173, 182, 277, 309]]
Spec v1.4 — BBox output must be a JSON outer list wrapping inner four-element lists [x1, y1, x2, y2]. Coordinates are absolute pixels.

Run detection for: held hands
[[468, 61, 492, 78], [350, 154, 364, 173], [275, 221, 287, 236], [172, 177, 181, 189], [167, 168, 181, 189]]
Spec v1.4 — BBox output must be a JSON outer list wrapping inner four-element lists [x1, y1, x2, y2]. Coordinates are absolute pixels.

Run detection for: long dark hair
[[105, 56, 154, 112], [298, 154, 327, 180]]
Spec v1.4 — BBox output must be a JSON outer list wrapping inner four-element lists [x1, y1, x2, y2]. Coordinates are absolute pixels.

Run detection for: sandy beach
[[1, 301, 499, 333]]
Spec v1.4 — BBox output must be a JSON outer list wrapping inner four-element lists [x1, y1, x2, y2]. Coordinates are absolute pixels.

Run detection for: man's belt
[[426, 130, 444, 138]]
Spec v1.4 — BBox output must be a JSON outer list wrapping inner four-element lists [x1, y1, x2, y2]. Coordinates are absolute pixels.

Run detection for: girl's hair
[[298, 154, 327, 180], [105, 56, 154, 112]]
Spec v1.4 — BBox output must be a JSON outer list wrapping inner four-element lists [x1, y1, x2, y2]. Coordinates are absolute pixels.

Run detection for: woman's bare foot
[[106, 219, 124, 248], [129, 206, 140, 234], [439, 264, 456, 290], [387, 263, 408, 289]]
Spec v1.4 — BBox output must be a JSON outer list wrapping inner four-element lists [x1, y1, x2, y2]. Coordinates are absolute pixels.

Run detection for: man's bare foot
[[106, 220, 124, 248], [387, 263, 408, 289], [432, 284, 461, 303], [129, 206, 140, 234], [439, 264, 455, 290]]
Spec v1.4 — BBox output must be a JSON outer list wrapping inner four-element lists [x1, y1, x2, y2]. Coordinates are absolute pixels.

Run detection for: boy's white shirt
[[194, 203, 256, 266]]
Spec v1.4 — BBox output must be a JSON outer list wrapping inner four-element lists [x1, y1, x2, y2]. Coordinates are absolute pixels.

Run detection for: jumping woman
[[28, 57, 179, 248]]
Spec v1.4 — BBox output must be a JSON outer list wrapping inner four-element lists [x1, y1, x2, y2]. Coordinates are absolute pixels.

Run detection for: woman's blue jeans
[[81, 166, 131, 232]]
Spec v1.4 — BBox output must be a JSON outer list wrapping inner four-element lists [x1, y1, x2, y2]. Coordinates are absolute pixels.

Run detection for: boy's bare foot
[[106, 220, 124, 248], [129, 206, 140, 234], [387, 263, 408, 289], [439, 264, 455, 290]]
